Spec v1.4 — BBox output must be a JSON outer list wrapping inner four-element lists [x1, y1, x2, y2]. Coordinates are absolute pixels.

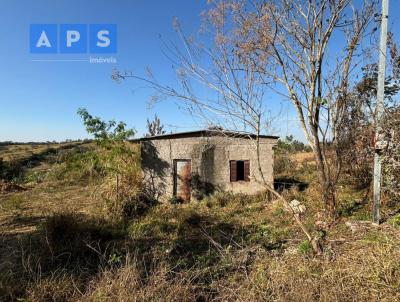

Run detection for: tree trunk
[[312, 136, 337, 220], [323, 180, 337, 219], [313, 161, 337, 219]]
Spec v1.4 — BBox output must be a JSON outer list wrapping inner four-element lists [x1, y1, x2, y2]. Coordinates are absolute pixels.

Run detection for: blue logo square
[[89, 24, 117, 53], [30, 24, 57, 53], [59, 24, 87, 53]]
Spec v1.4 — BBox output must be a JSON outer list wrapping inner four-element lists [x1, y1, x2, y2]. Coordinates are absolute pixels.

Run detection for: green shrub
[[121, 193, 156, 219], [0, 159, 24, 181], [388, 214, 400, 228], [1, 194, 25, 211], [94, 143, 143, 221], [169, 195, 183, 204], [23, 170, 46, 183], [298, 240, 312, 255], [213, 191, 232, 207], [247, 221, 289, 249], [272, 206, 285, 217], [47, 149, 103, 183], [206, 192, 256, 208], [274, 154, 296, 176], [352, 211, 370, 221], [129, 217, 176, 239], [338, 200, 364, 217]]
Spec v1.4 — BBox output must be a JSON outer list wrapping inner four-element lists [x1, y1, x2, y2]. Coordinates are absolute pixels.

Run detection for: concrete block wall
[[140, 135, 277, 201]]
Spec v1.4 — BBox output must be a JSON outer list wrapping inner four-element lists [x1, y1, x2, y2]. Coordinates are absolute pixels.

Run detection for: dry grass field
[[0, 143, 400, 301], [0, 144, 60, 162]]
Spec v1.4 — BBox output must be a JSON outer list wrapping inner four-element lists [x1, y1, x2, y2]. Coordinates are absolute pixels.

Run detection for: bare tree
[[113, 12, 272, 184], [113, 5, 323, 253], [208, 0, 378, 218], [119, 0, 378, 219]]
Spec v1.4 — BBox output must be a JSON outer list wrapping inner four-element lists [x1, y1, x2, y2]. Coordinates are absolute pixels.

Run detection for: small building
[[134, 130, 278, 202]]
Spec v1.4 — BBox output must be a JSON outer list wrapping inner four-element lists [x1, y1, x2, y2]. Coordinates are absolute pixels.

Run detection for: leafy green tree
[[77, 108, 135, 143], [77, 108, 142, 220]]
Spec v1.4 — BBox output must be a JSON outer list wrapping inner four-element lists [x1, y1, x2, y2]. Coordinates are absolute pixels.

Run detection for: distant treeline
[[0, 139, 93, 146], [275, 135, 312, 153]]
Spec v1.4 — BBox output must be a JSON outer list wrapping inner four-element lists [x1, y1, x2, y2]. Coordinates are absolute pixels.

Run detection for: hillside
[[0, 144, 400, 301]]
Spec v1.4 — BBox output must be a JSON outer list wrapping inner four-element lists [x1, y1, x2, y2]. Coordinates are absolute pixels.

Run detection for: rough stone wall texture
[[140, 136, 277, 201]]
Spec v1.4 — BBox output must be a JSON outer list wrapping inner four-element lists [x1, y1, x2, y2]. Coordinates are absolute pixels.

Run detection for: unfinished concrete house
[[135, 130, 278, 202]]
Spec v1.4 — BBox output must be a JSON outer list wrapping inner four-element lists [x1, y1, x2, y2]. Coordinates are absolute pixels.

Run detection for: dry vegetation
[[1, 143, 400, 301]]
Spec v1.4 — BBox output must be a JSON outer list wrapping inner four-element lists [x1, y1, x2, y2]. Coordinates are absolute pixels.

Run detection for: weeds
[[3, 192, 400, 302], [298, 239, 312, 255], [3, 141, 400, 301], [0, 194, 26, 211], [46, 148, 103, 183], [388, 214, 400, 228], [247, 221, 290, 249], [23, 170, 47, 184]]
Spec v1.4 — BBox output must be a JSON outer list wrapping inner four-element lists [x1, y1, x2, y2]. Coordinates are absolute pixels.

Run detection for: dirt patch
[[0, 180, 26, 194]]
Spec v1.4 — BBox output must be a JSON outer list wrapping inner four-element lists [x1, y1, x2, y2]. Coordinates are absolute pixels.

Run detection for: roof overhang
[[131, 129, 279, 142]]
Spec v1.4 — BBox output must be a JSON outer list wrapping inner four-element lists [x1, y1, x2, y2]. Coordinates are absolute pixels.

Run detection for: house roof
[[131, 129, 279, 142]]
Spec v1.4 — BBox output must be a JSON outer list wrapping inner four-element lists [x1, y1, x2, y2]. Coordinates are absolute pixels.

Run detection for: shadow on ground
[[0, 204, 285, 300], [0, 143, 87, 181], [274, 177, 308, 192]]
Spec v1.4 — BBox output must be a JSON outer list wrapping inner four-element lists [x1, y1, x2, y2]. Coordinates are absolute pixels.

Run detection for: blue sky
[[0, 0, 399, 142]]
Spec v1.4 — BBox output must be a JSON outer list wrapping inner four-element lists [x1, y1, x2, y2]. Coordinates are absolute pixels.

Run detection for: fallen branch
[[259, 180, 323, 255]]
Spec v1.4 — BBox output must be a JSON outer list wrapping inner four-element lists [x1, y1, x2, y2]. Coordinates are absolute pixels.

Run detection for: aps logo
[[30, 24, 117, 54]]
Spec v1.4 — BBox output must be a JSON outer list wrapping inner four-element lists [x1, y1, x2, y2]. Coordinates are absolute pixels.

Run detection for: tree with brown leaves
[[204, 0, 378, 218]]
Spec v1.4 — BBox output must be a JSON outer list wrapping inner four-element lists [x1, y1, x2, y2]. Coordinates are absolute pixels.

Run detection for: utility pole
[[373, 0, 389, 224]]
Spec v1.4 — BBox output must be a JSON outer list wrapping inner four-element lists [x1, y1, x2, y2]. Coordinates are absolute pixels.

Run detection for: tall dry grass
[[2, 140, 400, 301], [3, 194, 400, 302]]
